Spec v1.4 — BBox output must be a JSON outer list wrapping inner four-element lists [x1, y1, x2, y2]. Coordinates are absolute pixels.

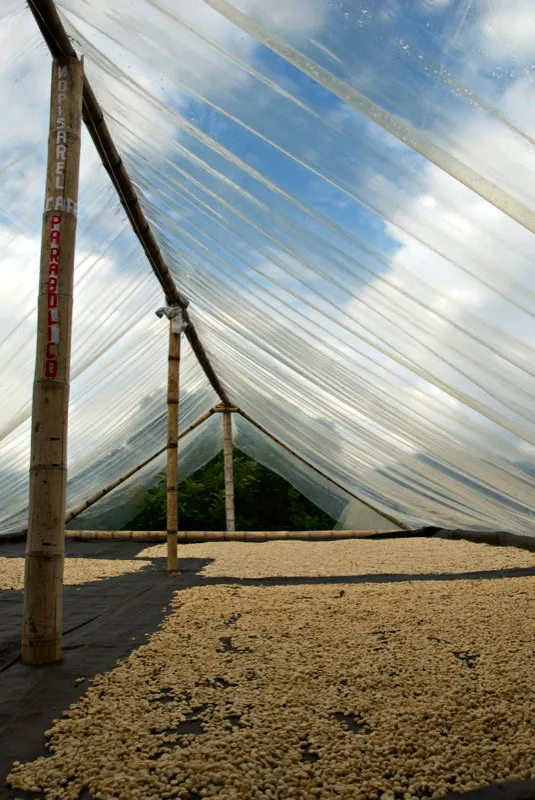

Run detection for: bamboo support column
[[166, 320, 181, 573], [22, 57, 83, 665], [223, 410, 235, 532]]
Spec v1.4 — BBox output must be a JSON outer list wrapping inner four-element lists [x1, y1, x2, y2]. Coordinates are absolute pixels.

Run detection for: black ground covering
[[1, 538, 534, 800]]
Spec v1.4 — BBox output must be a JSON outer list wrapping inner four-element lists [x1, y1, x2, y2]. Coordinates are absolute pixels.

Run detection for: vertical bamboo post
[[223, 410, 235, 531], [22, 57, 83, 665], [166, 320, 181, 573]]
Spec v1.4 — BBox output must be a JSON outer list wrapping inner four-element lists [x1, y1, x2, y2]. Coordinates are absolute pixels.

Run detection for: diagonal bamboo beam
[[65, 406, 219, 525], [236, 408, 408, 530], [27, 0, 232, 408]]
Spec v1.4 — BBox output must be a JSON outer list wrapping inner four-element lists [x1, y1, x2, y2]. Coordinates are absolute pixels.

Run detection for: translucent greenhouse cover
[[0, 0, 534, 536]]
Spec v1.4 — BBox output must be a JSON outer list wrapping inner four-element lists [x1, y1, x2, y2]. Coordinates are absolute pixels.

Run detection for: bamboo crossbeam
[[67, 529, 401, 542], [65, 406, 218, 525], [236, 409, 408, 530], [27, 0, 232, 409]]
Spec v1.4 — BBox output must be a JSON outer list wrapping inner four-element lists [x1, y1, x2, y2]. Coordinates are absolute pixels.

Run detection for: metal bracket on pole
[[155, 306, 188, 335]]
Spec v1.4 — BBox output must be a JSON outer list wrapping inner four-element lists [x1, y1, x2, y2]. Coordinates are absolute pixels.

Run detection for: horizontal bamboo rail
[[27, 0, 232, 408], [65, 406, 219, 524], [67, 529, 402, 542], [236, 409, 408, 530]]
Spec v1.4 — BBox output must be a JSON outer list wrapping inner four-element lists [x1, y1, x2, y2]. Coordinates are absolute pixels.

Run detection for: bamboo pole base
[[66, 529, 401, 543], [22, 553, 64, 664]]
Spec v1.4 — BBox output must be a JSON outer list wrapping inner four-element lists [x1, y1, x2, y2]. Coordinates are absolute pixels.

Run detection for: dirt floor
[[2, 537, 535, 800]]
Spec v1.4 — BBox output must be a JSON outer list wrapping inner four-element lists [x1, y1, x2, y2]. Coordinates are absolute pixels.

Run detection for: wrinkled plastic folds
[[0, 0, 534, 535]]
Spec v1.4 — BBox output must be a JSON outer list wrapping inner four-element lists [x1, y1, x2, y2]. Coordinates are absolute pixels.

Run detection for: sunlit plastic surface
[[0, 1, 534, 535]]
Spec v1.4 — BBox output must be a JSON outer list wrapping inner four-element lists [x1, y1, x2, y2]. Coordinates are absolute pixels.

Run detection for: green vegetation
[[126, 449, 335, 531]]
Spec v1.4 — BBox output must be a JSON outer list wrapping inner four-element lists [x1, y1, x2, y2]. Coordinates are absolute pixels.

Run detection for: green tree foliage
[[126, 449, 335, 531]]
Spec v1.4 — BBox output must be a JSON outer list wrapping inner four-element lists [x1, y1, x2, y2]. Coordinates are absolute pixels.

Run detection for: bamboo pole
[[223, 410, 235, 532], [166, 320, 181, 573], [64, 406, 218, 525], [67, 529, 402, 542], [237, 409, 408, 530], [22, 57, 84, 665], [27, 0, 233, 409]]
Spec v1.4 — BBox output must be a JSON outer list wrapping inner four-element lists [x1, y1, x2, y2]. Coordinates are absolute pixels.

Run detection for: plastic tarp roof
[[0, 0, 534, 535]]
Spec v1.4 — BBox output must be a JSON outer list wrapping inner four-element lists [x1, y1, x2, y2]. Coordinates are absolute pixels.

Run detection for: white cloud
[[57, 0, 324, 109], [501, 76, 535, 133], [0, 16, 49, 153], [478, 0, 535, 59], [237, 0, 327, 37]]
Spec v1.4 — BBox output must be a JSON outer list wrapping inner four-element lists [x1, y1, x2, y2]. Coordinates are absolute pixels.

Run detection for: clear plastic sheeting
[[335, 500, 398, 534], [200, 0, 535, 229], [0, 331, 217, 533], [0, 8, 217, 534], [233, 414, 353, 525], [69, 413, 223, 531], [1, 1, 535, 535]]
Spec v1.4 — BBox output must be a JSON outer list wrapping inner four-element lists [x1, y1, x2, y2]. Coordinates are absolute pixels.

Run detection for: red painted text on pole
[[43, 64, 77, 379], [45, 214, 61, 378]]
